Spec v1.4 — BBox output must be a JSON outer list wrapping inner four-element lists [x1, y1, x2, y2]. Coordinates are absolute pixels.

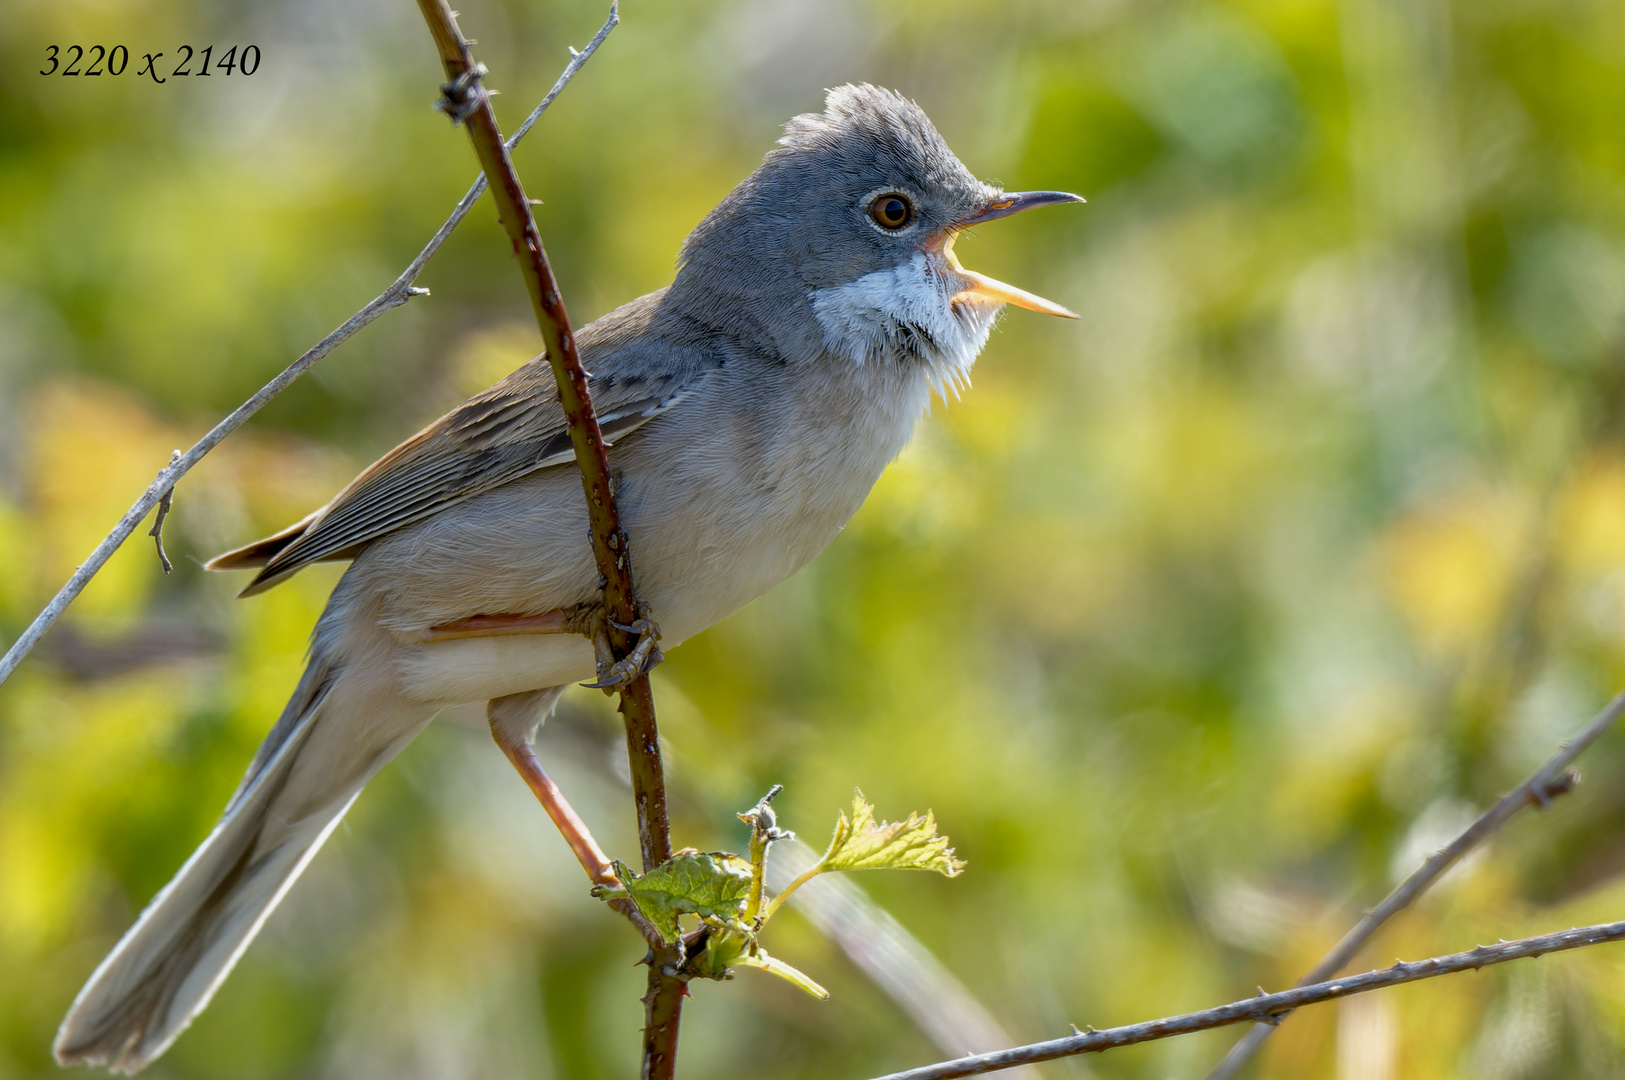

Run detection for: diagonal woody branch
[[409, 5, 682, 1078], [410, 0, 669, 876], [1202, 686, 1625, 1080], [868, 919, 1625, 1080], [0, 7, 617, 690]]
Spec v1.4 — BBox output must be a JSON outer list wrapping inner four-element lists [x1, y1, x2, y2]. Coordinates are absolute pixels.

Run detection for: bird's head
[[672, 84, 1082, 394]]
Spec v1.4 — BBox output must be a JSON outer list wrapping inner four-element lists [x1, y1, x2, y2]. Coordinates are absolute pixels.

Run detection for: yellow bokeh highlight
[[1379, 485, 1531, 660], [1556, 451, 1625, 578], [25, 381, 177, 629]]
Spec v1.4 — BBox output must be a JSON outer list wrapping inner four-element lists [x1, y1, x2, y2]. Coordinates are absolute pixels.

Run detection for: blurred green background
[[6, 0, 1625, 1076]]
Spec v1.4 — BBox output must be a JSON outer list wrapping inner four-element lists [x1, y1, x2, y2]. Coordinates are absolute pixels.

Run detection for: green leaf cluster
[[597, 851, 751, 944], [819, 791, 966, 876], [596, 790, 961, 1000]]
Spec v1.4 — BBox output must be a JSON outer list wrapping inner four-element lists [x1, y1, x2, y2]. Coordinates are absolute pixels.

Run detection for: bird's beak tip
[[960, 190, 1087, 226], [942, 193, 1082, 319]]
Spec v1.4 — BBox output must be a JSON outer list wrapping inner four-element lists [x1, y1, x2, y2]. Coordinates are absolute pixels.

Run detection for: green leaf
[[600, 852, 752, 943], [820, 791, 965, 876], [736, 950, 829, 999], [691, 927, 749, 980], [693, 928, 829, 1000]]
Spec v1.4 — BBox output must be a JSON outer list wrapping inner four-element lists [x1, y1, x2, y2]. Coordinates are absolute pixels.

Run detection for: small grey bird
[[54, 83, 1081, 1072]]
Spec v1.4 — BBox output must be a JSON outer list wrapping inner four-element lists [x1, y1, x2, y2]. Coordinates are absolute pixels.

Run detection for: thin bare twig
[[868, 919, 1625, 1080], [0, 6, 617, 689], [765, 840, 1040, 1076], [1203, 686, 1625, 1080], [147, 450, 182, 574], [408, 6, 681, 1078]]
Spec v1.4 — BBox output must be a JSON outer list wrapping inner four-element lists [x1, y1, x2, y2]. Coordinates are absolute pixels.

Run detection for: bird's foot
[[582, 603, 664, 690], [419, 601, 662, 689]]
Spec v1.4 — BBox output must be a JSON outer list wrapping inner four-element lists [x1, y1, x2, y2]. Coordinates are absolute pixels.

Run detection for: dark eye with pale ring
[[869, 194, 913, 230]]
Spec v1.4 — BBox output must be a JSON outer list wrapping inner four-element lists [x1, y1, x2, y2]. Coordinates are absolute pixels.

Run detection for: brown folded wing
[[209, 322, 719, 596]]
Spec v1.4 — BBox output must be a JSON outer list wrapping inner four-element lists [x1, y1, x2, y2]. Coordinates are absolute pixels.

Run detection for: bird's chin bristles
[[811, 251, 998, 403]]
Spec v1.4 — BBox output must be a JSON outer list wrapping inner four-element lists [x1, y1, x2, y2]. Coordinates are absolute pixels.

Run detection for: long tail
[[53, 637, 436, 1073]]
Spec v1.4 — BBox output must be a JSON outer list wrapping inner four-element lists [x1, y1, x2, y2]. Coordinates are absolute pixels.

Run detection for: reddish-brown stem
[[0, 8, 615, 691], [642, 965, 686, 1080], [413, 0, 635, 636], [410, 0, 669, 869], [411, 5, 681, 1075], [620, 677, 672, 866]]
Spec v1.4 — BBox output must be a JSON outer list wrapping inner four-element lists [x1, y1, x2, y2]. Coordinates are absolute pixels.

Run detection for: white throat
[[810, 251, 1000, 399]]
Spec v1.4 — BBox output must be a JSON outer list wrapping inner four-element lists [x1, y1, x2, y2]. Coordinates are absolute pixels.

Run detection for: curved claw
[[582, 644, 666, 690], [583, 612, 664, 690], [607, 615, 658, 637]]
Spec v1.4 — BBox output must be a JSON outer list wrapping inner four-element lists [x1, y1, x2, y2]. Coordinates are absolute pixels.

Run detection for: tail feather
[[207, 513, 371, 598], [203, 513, 316, 573], [54, 651, 434, 1073]]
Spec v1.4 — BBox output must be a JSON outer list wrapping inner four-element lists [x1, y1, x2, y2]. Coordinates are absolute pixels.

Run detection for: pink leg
[[488, 722, 616, 887], [423, 609, 572, 641]]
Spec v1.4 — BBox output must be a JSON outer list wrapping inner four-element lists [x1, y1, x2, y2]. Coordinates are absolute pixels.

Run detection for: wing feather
[[213, 302, 720, 596]]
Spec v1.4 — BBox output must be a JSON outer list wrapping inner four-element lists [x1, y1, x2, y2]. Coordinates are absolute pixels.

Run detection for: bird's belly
[[395, 634, 596, 705], [625, 379, 929, 640], [388, 494, 838, 707], [375, 361, 931, 705]]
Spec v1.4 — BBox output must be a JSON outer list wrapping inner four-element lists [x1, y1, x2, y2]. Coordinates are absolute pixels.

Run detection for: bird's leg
[[487, 697, 617, 887], [420, 607, 580, 641], [420, 601, 662, 688], [486, 695, 665, 948], [582, 602, 664, 690]]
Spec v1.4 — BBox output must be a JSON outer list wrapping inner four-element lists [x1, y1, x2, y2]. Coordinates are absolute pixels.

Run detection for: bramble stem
[[410, 4, 682, 1076], [0, 7, 616, 690]]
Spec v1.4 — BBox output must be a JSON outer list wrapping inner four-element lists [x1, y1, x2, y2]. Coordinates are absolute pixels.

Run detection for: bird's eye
[[869, 194, 913, 231]]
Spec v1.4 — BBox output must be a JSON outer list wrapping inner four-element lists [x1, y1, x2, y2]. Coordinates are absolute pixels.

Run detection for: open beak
[[944, 190, 1084, 319]]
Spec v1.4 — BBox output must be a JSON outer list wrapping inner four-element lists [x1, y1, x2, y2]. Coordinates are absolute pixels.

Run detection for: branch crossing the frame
[[1201, 686, 1625, 1080], [873, 687, 1625, 1080], [408, 4, 683, 1078], [867, 920, 1625, 1080], [0, 5, 619, 689]]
